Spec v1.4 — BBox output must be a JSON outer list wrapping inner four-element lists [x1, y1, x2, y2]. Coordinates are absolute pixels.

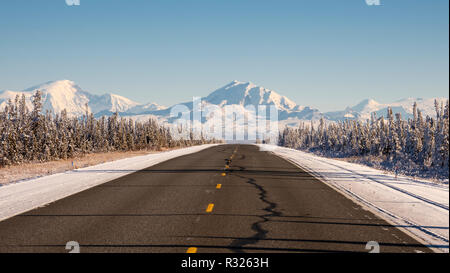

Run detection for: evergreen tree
[[278, 100, 449, 179], [0, 91, 218, 169]]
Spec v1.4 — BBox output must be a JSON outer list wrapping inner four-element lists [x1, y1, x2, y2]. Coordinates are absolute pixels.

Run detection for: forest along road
[[0, 144, 432, 253]]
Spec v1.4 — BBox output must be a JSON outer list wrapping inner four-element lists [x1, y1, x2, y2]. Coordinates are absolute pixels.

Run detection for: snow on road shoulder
[[0, 144, 218, 222], [258, 144, 449, 253]]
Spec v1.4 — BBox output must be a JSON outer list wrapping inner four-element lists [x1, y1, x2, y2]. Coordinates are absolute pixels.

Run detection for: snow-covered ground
[[259, 144, 449, 253], [0, 144, 218, 222]]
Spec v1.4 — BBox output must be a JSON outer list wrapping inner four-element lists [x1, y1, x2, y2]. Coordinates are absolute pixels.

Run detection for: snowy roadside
[[258, 144, 449, 253], [0, 150, 159, 185], [0, 144, 219, 222]]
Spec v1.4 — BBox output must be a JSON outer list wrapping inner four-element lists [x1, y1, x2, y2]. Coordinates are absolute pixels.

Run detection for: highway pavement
[[0, 145, 432, 253]]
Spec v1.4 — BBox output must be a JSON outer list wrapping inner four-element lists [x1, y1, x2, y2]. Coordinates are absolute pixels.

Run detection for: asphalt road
[[0, 144, 432, 253]]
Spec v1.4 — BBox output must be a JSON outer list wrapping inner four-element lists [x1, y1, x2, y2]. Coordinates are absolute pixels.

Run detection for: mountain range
[[0, 80, 447, 125], [0, 80, 166, 117]]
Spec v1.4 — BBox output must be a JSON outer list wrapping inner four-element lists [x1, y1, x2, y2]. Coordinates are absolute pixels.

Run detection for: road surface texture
[[0, 145, 432, 253]]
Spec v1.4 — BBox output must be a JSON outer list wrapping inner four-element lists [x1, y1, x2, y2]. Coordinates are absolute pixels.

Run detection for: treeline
[[279, 100, 449, 180], [0, 91, 217, 167]]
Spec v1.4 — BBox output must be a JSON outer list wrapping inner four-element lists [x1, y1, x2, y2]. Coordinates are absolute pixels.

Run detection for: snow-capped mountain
[[127, 102, 167, 114], [325, 97, 447, 121], [1, 80, 88, 116], [0, 80, 148, 117], [205, 81, 322, 121], [88, 93, 140, 114], [205, 80, 297, 111], [1, 80, 446, 125], [142, 81, 322, 123]]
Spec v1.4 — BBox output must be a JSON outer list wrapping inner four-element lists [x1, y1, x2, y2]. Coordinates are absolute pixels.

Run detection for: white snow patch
[[258, 144, 449, 253], [0, 144, 218, 222]]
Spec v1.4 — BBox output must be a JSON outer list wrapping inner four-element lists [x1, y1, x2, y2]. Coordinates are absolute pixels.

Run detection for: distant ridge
[[0, 80, 447, 125]]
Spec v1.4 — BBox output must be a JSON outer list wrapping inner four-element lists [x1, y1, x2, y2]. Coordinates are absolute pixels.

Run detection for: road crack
[[228, 173, 282, 253]]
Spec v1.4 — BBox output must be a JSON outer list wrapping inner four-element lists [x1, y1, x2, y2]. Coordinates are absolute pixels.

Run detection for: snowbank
[[0, 144, 218, 222], [259, 144, 449, 253]]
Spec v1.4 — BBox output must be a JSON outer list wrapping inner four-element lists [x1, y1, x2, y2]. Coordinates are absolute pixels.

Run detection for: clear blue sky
[[0, 0, 448, 111]]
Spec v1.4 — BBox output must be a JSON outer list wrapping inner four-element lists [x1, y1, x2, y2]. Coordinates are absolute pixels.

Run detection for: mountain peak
[[204, 81, 298, 111], [24, 79, 78, 92], [226, 80, 255, 88], [50, 79, 75, 85], [351, 98, 380, 112]]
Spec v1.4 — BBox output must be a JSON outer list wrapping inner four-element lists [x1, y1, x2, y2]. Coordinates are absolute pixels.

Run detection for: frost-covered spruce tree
[[0, 90, 218, 169], [278, 100, 449, 179]]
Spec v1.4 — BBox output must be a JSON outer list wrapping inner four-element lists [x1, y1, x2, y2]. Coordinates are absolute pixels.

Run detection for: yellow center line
[[186, 247, 197, 253], [229, 148, 238, 160], [216, 184, 222, 189], [206, 203, 214, 213]]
